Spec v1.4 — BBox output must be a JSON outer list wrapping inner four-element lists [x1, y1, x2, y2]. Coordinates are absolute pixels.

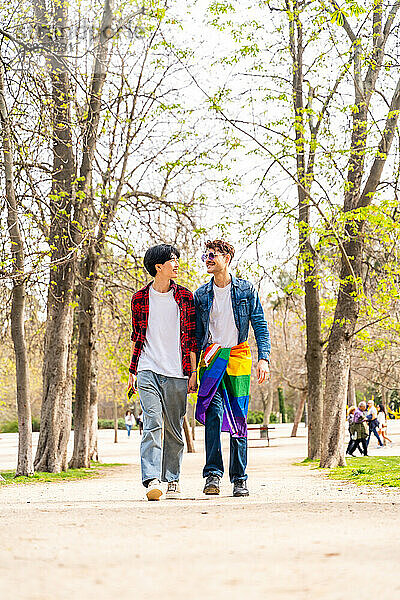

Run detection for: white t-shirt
[[125, 414, 134, 426], [368, 405, 378, 420], [208, 282, 238, 348], [377, 411, 386, 426], [137, 284, 185, 378]]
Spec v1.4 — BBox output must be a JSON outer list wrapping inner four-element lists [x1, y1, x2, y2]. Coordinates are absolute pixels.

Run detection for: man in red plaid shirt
[[128, 244, 197, 501]]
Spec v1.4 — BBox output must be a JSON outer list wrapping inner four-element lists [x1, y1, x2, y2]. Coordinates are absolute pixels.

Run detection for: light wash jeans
[[137, 370, 187, 487]]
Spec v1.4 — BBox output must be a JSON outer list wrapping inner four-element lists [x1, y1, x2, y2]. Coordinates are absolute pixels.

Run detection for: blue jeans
[[203, 384, 248, 483], [137, 370, 187, 486], [126, 424, 132, 437], [368, 422, 383, 446]]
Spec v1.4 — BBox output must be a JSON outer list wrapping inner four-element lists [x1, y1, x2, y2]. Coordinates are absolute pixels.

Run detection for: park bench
[[247, 425, 275, 447]]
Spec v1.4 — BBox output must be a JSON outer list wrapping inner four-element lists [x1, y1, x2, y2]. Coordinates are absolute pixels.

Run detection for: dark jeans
[[203, 384, 247, 483], [367, 421, 383, 447], [347, 437, 368, 456]]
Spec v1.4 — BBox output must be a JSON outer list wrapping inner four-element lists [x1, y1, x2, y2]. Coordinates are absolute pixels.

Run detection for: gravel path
[[1, 424, 400, 600]]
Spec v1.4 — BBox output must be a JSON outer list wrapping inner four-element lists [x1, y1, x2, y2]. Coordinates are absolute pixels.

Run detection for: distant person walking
[[125, 410, 134, 438], [128, 244, 197, 501], [377, 403, 392, 446], [347, 401, 369, 456], [366, 399, 384, 448], [136, 409, 143, 435], [194, 239, 271, 498], [346, 406, 357, 456]]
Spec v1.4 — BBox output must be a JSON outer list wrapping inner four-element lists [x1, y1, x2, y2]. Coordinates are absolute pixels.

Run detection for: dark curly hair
[[205, 239, 235, 264]]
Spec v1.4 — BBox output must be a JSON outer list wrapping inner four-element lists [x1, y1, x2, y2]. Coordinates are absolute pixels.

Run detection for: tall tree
[[320, 0, 400, 467], [69, 0, 115, 468], [0, 56, 33, 476], [32, 0, 78, 471]]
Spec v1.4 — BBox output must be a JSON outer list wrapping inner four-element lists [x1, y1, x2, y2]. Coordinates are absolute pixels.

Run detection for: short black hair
[[143, 244, 180, 277]]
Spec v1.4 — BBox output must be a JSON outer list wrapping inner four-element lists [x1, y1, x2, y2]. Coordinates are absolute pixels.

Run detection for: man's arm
[[194, 290, 204, 366], [187, 292, 198, 393], [249, 285, 271, 384], [128, 339, 136, 388], [188, 351, 198, 393], [128, 295, 139, 388]]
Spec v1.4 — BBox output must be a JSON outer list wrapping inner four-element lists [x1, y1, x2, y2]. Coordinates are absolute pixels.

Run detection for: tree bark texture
[[69, 246, 99, 468], [261, 382, 273, 439], [304, 261, 324, 459], [291, 391, 306, 437], [88, 346, 99, 462], [0, 59, 33, 477], [347, 364, 356, 407]]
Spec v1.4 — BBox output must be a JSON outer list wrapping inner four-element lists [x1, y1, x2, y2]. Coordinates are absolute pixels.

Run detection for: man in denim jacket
[[194, 239, 271, 497]]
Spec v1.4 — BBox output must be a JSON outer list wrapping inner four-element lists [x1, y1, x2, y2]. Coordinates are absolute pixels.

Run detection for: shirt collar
[[207, 273, 236, 292], [144, 279, 177, 296]]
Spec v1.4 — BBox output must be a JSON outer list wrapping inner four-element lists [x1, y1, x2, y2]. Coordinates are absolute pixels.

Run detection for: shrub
[[32, 418, 40, 432], [286, 405, 295, 423], [0, 419, 19, 433], [98, 418, 135, 430], [269, 412, 278, 423], [0, 418, 41, 433], [247, 410, 264, 424]]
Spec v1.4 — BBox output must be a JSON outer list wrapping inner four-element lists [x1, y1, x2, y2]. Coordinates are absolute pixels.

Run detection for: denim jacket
[[194, 275, 271, 363]]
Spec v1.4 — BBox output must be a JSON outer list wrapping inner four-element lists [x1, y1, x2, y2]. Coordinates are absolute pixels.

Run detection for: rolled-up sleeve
[[249, 286, 271, 362], [194, 290, 204, 362], [131, 295, 138, 341], [186, 293, 197, 353]]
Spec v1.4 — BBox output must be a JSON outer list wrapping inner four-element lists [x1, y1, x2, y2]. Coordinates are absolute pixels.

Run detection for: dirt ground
[[1, 423, 400, 600]]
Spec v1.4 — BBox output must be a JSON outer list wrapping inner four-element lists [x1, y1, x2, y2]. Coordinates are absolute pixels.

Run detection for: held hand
[[128, 372, 137, 390], [256, 359, 270, 384], [188, 372, 198, 394]]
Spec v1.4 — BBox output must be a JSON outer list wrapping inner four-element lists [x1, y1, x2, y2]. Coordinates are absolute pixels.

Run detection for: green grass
[[297, 456, 400, 488], [0, 462, 126, 486]]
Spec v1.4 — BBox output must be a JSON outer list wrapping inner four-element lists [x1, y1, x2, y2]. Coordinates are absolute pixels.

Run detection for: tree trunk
[[320, 241, 361, 468], [183, 415, 195, 453], [33, 0, 77, 473], [68, 0, 114, 468], [35, 297, 74, 472], [69, 246, 99, 468], [88, 346, 99, 462], [347, 364, 356, 406], [113, 398, 118, 444], [261, 381, 273, 439], [0, 59, 33, 477], [288, 4, 324, 459], [320, 333, 350, 468], [291, 391, 306, 437], [304, 267, 324, 459], [278, 387, 286, 423]]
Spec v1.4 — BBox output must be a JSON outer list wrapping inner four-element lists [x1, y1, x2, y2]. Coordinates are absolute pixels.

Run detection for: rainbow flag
[[195, 341, 252, 438]]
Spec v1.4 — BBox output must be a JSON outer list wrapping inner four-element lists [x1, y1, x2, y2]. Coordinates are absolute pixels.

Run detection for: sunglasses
[[201, 251, 224, 262]]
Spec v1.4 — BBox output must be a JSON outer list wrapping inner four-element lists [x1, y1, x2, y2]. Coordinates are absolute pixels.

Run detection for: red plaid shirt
[[129, 281, 197, 376]]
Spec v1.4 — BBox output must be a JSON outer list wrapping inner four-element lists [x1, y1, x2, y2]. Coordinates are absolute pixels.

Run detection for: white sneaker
[[146, 479, 163, 501], [165, 481, 181, 499]]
